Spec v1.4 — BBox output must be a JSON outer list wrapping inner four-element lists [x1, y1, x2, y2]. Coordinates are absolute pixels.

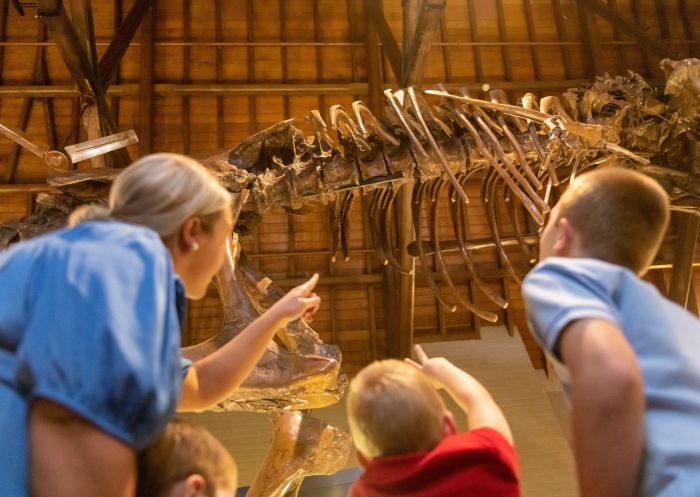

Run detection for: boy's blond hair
[[136, 419, 237, 497], [555, 167, 670, 274], [347, 360, 447, 459]]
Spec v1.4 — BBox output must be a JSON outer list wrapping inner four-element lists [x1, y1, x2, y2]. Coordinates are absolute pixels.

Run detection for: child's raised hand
[[404, 344, 454, 389], [270, 273, 322, 325]]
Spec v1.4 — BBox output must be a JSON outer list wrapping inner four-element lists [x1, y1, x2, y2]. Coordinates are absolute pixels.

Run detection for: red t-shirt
[[349, 428, 521, 497]]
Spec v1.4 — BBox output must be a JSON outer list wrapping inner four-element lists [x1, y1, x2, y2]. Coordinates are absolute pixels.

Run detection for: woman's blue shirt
[[0, 220, 190, 496]]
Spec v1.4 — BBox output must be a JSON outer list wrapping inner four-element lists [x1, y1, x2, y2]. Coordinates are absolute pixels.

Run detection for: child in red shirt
[[347, 346, 521, 497]]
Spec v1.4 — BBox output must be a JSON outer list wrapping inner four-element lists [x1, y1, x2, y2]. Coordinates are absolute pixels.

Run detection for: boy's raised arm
[[406, 345, 513, 444], [560, 318, 644, 497]]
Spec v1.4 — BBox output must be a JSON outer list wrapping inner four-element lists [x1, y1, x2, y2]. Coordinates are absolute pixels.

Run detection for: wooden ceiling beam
[[575, 0, 603, 77], [578, 0, 670, 60], [35, 0, 97, 95], [677, 0, 698, 58], [67, 0, 107, 167], [98, 0, 152, 91], [363, 3, 384, 114], [138, 1, 154, 156], [6, 22, 54, 183], [68, 0, 99, 76], [363, 0, 402, 82], [2, 77, 656, 98], [36, 0, 131, 166], [402, 0, 446, 86]]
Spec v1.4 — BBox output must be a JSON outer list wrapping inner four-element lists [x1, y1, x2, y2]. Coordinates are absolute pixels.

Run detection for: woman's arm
[[177, 274, 321, 411], [406, 345, 514, 443], [29, 399, 136, 497]]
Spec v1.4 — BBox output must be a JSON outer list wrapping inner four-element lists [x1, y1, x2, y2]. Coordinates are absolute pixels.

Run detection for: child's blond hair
[[554, 167, 670, 274], [347, 360, 447, 459]]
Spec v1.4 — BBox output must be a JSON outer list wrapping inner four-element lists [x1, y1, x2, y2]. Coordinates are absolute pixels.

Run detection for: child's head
[[347, 360, 454, 461], [137, 419, 237, 497], [539, 167, 670, 274]]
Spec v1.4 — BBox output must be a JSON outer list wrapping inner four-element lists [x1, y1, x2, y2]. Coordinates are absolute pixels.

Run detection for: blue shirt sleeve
[[12, 226, 185, 450], [0, 245, 35, 352], [521, 258, 621, 357]]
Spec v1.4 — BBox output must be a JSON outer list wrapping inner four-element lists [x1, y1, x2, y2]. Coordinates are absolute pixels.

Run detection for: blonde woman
[[0, 153, 321, 497]]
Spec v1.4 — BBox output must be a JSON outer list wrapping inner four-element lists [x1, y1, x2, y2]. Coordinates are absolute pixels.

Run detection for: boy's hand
[[404, 344, 455, 389], [269, 273, 321, 325], [407, 345, 515, 444]]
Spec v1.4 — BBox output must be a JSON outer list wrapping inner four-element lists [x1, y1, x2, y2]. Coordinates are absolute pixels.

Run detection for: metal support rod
[[394, 180, 416, 358]]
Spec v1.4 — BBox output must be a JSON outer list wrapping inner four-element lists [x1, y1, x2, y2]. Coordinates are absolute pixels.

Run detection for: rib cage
[[198, 59, 700, 319]]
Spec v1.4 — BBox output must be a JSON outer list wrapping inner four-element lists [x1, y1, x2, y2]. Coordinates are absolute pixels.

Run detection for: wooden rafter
[[677, 0, 698, 58], [182, 0, 190, 154], [0, 78, 624, 98], [98, 0, 152, 90], [6, 22, 55, 183], [109, 0, 123, 129], [402, 0, 446, 87], [35, 0, 130, 166], [138, 1, 154, 156], [36, 0, 97, 95], [67, 0, 106, 167], [607, 0, 627, 69], [215, 0, 224, 149], [68, 0, 99, 74], [494, 0, 513, 82], [578, 0, 670, 60], [575, 0, 603, 77], [363, 2, 384, 115], [551, 0, 573, 79], [465, 0, 484, 83], [522, 0, 541, 80], [364, 0, 402, 82]]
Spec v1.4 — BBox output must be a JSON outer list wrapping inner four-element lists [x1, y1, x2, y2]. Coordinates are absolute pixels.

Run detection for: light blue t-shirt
[[0, 220, 191, 497], [522, 257, 700, 497]]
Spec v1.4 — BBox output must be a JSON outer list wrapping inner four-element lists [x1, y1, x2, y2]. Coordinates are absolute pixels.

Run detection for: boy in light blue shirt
[[522, 168, 700, 497]]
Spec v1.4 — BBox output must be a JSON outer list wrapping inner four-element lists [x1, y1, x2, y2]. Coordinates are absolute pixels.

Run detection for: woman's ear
[[178, 216, 202, 253]]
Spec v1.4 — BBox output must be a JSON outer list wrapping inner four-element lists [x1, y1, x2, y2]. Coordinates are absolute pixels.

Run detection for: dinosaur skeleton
[[2, 57, 698, 386], [1, 59, 698, 496]]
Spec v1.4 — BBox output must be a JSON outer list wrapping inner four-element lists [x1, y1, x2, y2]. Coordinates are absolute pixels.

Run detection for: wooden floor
[[182, 326, 576, 497]]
